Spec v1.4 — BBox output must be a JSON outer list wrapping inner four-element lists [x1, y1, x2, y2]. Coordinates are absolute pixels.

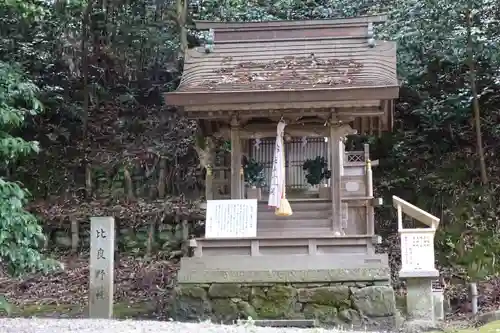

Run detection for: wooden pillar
[[339, 139, 345, 176], [330, 121, 355, 234], [205, 166, 214, 200], [230, 116, 242, 199], [205, 137, 215, 200], [364, 143, 370, 166], [240, 166, 245, 199], [365, 143, 375, 236], [329, 122, 342, 234], [241, 139, 249, 199], [326, 137, 332, 187]]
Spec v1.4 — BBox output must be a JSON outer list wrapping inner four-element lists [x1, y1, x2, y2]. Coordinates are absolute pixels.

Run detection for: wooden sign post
[[89, 217, 115, 318]]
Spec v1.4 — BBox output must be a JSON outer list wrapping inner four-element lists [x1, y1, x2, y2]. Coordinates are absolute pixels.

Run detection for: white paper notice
[[205, 199, 258, 238]]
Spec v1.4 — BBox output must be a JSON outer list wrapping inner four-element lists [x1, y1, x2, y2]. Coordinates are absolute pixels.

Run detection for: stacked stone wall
[[171, 281, 400, 330]]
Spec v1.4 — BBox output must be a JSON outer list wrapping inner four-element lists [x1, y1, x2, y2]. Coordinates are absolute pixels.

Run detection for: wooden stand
[[247, 187, 262, 200], [319, 185, 330, 199]]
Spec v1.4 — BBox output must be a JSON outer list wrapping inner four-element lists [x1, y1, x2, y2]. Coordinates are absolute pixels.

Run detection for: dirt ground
[[0, 255, 176, 319], [1, 255, 499, 328]]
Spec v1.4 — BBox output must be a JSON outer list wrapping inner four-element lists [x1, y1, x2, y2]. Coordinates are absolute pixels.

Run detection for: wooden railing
[[345, 150, 365, 163], [344, 143, 370, 166], [392, 196, 440, 273], [189, 234, 376, 257]]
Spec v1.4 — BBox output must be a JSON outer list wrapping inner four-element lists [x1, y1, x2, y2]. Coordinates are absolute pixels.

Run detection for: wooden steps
[[258, 199, 331, 212], [236, 319, 317, 328], [257, 199, 332, 236]]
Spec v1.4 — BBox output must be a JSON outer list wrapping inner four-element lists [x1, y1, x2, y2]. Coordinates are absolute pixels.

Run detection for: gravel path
[[0, 319, 360, 333]]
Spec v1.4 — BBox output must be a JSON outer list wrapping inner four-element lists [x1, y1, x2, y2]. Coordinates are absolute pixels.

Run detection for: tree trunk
[[81, 1, 91, 136], [157, 157, 167, 198], [123, 167, 134, 201], [146, 218, 157, 257], [176, 0, 188, 57], [181, 219, 189, 256], [466, 8, 488, 185], [82, 1, 92, 198], [70, 216, 79, 254]]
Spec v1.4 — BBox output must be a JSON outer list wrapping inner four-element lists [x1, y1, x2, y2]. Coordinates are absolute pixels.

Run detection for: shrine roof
[[165, 15, 399, 107]]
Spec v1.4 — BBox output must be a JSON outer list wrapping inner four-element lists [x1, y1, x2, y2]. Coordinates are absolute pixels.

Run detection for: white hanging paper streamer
[[253, 138, 261, 150], [268, 122, 286, 209], [301, 136, 307, 147]]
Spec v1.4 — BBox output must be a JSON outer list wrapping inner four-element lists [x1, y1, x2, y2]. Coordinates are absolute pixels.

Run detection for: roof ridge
[[194, 15, 388, 31]]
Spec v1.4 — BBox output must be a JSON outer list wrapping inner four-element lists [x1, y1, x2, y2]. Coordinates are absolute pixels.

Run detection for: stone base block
[[400, 269, 439, 323], [169, 281, 398, 331], [400, 319, 444, 333], [178, 254, 391, 284]]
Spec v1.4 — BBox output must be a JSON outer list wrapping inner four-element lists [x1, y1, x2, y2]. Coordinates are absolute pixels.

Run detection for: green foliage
[[0, 62, 59, 277], [243, 159, 266, 188], [198, 0, 387, 22], [373, 0, 500, 280], [0, 0, 201, 199], [302, 156, 330, 186], [436, 188, 500, 281], [0, 294, 12, 316]]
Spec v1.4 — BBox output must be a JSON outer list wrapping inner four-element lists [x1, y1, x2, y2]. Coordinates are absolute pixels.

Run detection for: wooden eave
[[166, 86, 398, 106]]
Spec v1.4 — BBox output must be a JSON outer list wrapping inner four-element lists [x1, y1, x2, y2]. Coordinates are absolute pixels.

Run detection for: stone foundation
[[170, 281, 399, 330]]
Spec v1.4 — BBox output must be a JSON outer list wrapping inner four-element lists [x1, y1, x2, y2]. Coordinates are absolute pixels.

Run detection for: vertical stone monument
[[89, 216, 115, 318]]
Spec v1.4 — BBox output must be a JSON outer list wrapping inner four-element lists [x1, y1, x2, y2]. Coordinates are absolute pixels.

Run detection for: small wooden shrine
[[164, 16, 443, 328], [165, 14, 398, 259]]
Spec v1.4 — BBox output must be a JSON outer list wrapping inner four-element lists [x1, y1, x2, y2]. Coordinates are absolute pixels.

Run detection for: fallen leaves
[[0, 255, 178, 312]]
